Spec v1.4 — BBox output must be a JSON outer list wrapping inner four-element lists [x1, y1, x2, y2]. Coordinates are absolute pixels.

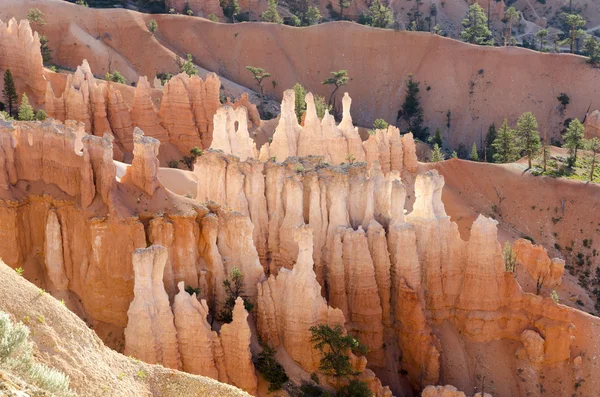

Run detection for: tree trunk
[[591, 151, 597, 182], [528, 154, 532, 169], [543, 130, 547, 172], [571, 28, 575, 54]]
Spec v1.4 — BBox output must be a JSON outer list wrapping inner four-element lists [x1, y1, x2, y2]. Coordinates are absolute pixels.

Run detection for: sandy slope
[[2, 0, 600, 148], [0, 260, 250, 397]]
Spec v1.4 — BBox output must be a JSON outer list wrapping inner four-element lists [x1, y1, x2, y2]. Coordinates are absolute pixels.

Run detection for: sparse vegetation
[[515, 111, 541, 169], [217, 267, 253, 323], [322, 70, 349, 114], [503, 242, 517, 273], [254, 344, 289, 392], [358, 0, 393, 29], [261, 0, 283, 23], [104, 70, 126, 84], [373, 118, 388, 130], [0, 311, 72, 396], [246, 66, 271, 115], [430, 144, 444, 162], [309, 324, 367, 378], [184, 285, 201, 295], [180, 147, 203, 170], [179, 54, 198, 77], [18, 94, 35, 122], [564, 119, 585, 167], [492, 119, 519, 163], [147, 19, 158, 34]]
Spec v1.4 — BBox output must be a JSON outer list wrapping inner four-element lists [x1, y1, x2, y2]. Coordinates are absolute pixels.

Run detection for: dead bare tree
[[493, 186, 506, 216]]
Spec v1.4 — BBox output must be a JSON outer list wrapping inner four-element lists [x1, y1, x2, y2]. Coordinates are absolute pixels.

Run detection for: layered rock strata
[[210, 89, 418, 175]]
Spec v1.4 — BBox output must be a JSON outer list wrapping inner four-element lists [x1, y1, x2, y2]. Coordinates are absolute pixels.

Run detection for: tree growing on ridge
[[246, 66, 271, 114], [461, 3, 493, 46], [470, 142, 479, 161], [322, 69, 348, 115], [502, 6, 520, 46], [562, 13, 586, 54], [338, 0, 353, 20], [400, 74, 428, 140], [309, 324, 367, 378], [261, 0, 283, 23], [485, 123, 497, 162], [3, 70, 18, 118], [18, 94, 35, 121], [515, 112, 541, 169], [585, 137, 600, 182], [492, 119, 519, 163], [564, 118, 585, 167], [359, 0, 393, 28], [535, 28, 548, 52], [431, 144, 444, 162]]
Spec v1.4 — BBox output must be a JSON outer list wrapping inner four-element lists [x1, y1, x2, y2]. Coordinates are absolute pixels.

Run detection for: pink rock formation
[[219, 297, 258, 395], [210, 106, 258, 161], [0, 19, 46, 104], [421, 385, 467, 397], [257, 226, 346, 371], [584, 110, 600, 139], [227, 93, 261, 128], [172, 282, 228, 380], [124, 245, 181, 370], [159, 74, 201, 152], [131, 76, 169, 143], [122, 128, 161, 195], [44, 210, 69, 292], [513, 238, 564, 289]]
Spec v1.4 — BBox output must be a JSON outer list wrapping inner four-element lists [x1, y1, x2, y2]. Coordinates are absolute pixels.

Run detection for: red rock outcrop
[[124, 245, 181, 370], [122, 128, 161, 196], [513, 238, 565, 289], [584, 110, 600, 139]]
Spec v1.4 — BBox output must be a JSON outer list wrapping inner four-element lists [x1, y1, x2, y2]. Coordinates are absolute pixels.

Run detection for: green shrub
[[104, 70, 126, 84], [337, 379, 373, 397], [299, 383, 334, 397], [255, 345, 288, 392]]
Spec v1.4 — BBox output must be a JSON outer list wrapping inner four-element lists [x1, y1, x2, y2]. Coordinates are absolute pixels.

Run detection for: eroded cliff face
[[211, 89, 419, 176], [0, 115, 588, 397], [0, 17, 259, 162]]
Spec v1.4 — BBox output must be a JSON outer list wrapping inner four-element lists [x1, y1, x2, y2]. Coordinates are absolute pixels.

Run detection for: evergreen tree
[[461, 3, 493, 46], [338, 0, 353, 20], [180, 54, 198, 77], [451, 150, 458, 158], [39, 35, 52, 65], [104, 70, 126, 84], [492, 119, 519, 163], [373, 118, 388, 130], [360, 0, 393, 28], [400, 74, 428, 140], [562, 13, 585, 54], [309, 324, 367, 378], [564, 118, 585, 167], [305, 6, 322, 25], [147, 19, 158, 34], [584, 35, 600, 66], [502, 6, 520, 46], [220, 0, 240, 22], [246, 66, 271, 115], [293, 83, 307, 123], [261, 0, 283, 23], [470, 142, 479, 161], [27, 8, 45, 26], [314, 95, 330, 119], [432, 127, 443, 147], [2, 70, 18, 117], [535, 28, 548, 52], [585, 137, 600, 182], [216, 267, 253, 323], [515, 112, 541, 169], [18, 94, 35, 121], [431, 144, 444, 162], [485, 123, 497, 162], [322, 70, 348, 111]]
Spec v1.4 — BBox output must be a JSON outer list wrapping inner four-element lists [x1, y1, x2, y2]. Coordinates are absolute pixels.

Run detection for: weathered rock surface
[[220, 298, 258, 395], [585, 110, 600, 139], [513, 238, 564, 289], [124, 245, 181, 370]]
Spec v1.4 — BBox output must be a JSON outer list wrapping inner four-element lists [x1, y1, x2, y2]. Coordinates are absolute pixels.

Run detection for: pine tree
[[180, 54, 198, 77], [18, 94, 35, 121], [431, 144, 444, 162], [246, 66, 271, 115], [338, 0, 353, 20], [470, 142, 479, 161], [535, 28, 548, 52], [400, 74, 428, 140], [515, 112, 541, 169], [485, 123, 497, 162], [361, 0, 393, 28], [461, 3, 493, 46], [492, 119, 519, 163], [432, 127, 443, 147], [3, 70, 18, 117], [564, 118, 585, 167], [261, 0, 283, 23], [585, 137, 600, 182], [322, 70, 348, 114], [502, 6, 520, 46], [293, 83, 307, 123], [562, 13, 585, 54]]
